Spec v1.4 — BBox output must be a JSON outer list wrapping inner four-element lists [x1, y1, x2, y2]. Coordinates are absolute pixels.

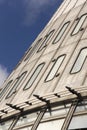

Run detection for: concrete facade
[[0, 0, 87, 129]]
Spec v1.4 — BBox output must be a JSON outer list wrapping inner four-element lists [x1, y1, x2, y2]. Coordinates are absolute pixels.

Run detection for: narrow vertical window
[[72, 14, 87, 35], [24, 63, 45, 90], [45, 55, 66, 82], [53, 22, 70, 44], [0, 80, 13, 99], [24, 47, 32, 61], [37, 30, 55, 52], [6, 71, 27, 98], [70, 47, 87, 74], [24, 38, 42, 61]]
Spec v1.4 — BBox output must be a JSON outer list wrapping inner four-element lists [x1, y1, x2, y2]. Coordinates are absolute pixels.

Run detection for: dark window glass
[[45, 55, 66, 82], [70, 48, 87, 74], [24, 63, 45, 90]]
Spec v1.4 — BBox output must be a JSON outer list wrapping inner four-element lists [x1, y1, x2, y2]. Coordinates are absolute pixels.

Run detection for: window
[[53, 22, 70, 44], [72, 14, 87, 35], [0, 119, 14, 130], [68, 115, 87, 130], [24, 63, 45, 90], [0, 80, 13, 99], [37, 119, 64, 130], [15, 112, 38, 128], [68, 101, 87, 130], [70, 48, 87, 74], [31, 109, 47, 130], [6, 71, 27, 98], [45, 55, 66, 82], [37, 30, 55, 52], [23, 47, 32, 61], [24, 39, 42, 61]]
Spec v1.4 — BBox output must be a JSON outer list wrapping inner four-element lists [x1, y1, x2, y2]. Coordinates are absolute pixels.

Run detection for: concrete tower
[[0, 0, 87, 129]]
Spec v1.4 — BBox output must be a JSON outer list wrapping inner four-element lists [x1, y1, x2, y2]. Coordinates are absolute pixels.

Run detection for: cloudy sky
[[0, 0, 63, 86]]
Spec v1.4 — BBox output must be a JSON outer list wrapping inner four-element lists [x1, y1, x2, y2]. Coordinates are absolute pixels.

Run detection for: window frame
[[6, 71, 27, 99], [52, 21, 70, 44], [70, 47, 87, 74], [24, 47, 32, 61], [45, 54, 66, 82], [71, 13, 87, 36], [37, 30, 55, 52], [24, 62, 45, 90], [24, 38, 42, 61], [31, 108, 47, 130], [0, 80, 13, 99]]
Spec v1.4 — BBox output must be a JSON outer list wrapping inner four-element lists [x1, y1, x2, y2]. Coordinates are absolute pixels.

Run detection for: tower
[[0, 0, 87, 129]]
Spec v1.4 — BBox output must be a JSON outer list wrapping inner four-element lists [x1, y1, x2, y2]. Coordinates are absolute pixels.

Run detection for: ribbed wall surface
[[0, 0, 87, 130]]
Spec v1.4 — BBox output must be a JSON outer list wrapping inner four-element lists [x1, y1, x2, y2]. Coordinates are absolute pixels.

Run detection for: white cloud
[[0, 65, 9, 87], [22, 0, 57, 26], [0, 0, 58, 26]]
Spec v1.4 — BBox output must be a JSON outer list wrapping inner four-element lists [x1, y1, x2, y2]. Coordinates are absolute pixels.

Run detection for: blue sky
[[0, 0, 63, 86]]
